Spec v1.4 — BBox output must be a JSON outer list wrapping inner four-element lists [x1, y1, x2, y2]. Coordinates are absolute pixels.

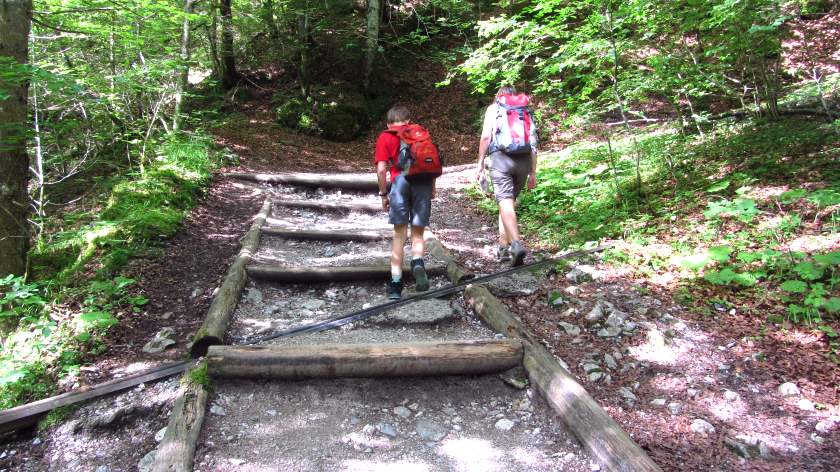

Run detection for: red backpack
[[386, 124, 443, 181], [492, 93, 538, 156]]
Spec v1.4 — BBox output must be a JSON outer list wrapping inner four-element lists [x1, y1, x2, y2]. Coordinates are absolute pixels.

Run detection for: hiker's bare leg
[[498, 213, 508, 246], [498, 198, 520, 243], [391, 224, 408, 278], [410, 225, 425, 259]]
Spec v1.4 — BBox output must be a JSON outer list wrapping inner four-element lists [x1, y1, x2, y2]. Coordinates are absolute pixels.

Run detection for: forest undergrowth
[[0, 133, 230, 409]]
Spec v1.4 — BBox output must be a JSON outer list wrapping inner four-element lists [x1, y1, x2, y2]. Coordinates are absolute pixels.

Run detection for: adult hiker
[[374, 105, 443, 299], [475, 85, 538, 266]]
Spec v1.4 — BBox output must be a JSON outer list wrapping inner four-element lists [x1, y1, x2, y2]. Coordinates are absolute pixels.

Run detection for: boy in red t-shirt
[[374, 105, 436, 299]]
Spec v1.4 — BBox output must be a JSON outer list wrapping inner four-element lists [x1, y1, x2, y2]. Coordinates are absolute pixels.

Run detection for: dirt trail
[[191, 178, 593, 471]]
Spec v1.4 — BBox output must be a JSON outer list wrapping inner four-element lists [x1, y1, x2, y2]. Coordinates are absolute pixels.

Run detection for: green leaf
[[708, 245, 733, 262], [737, 252, 763, 264], [778, 189, 806, 203], [824, 297, 840, 313], [814, 252, 840, 265], [706, 180, 730, 193], [704, 268, 736, 285], [677, 252, 712, 271], [78, 311, 118, 330], [818, 325, 838, 338], [793, 262, 824, 281], [807, 189, 840, 207], [0, 369, 27, 385], [780, 280, 808, 293]]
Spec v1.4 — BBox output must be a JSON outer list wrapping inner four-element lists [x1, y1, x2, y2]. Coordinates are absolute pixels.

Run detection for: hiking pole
[[237, 244, 609, 345]]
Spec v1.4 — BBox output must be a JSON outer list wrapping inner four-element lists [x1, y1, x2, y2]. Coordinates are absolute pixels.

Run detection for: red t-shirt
[[373, 130, 402, 182]]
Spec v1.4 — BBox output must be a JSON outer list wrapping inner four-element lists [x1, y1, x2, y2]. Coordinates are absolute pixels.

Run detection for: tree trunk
[[246, 263, 447, 283], [225, 171, 379, 190], [206, 1, 222, 82], [173, 0, 196, 132], [219, 0, 238, 89], [0, 0, 33, 277], [364, 0, 381, 92], [296, 0, 311, 98]]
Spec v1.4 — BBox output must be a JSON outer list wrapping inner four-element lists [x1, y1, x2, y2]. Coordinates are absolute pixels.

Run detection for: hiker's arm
[[476, 108, 494, 181], [528, 150, 538, 189], [376, 161, 390, 211]]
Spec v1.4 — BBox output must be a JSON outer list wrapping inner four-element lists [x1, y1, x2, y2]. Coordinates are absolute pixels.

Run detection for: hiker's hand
[[474, 168, 483, 183], [527, 173, 536, 190], [381, 195, 390, 211]]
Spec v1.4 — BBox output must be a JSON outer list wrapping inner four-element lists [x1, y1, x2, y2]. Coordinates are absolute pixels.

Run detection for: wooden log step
[[274, 198, 382, 213], [247, 263, 447, 283], [207, 339, 523, 379], [226, 172, 378, 191], [261, 226, 391, 241], [465, 285, 661, 472]]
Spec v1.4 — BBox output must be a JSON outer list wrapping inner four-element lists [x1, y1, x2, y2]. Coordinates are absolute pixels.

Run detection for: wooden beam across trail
[[190, 198, 273, 357], [0, 361, 190, 437], [465, 285, 662, 472], [261, 226, 391, 241], [207, 339, 523, 379], [247, 263, 447, 283], [274, 198, 382, 213], [226, 172, 379, 191]]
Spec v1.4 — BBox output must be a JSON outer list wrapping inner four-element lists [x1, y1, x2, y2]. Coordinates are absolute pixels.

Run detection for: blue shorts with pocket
[[388, 175, 433, 227]]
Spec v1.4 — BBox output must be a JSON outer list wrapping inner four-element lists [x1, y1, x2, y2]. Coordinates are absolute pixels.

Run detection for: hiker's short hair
[[386, 105, 410, 124], [496, 85, 517, 97]]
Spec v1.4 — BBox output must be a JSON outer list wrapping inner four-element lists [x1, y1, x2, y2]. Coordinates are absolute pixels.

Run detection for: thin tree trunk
[[0, 0, 33, 277], [364, 0, 381, 92], [812, 68, 839, 135], [296, 0, 311, 98], [219, 0, 237, 89], [206, 4, 222, 82], [603, 1, 643, 195], [173, 0, 196, 132]]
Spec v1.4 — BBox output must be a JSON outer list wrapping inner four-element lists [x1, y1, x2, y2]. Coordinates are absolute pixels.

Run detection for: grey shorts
[[489, 151, 531, 201], [388, 175, 433, 227]]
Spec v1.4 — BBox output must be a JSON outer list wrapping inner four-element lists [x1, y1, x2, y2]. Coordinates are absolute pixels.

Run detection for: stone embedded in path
[[155, 427, 167, 442], [797, 398, 815, 411], [604, 353, 618, 370], [724, 434, 771, 460], [376, 422, 397, 438], [381, 299, 455, 324], [650, 398, 666, 407], [558, 322, 581, 336], [605, 311, 628, 327], [494, 418, 515, 431], [585, 302, 606, 324], [778, 382, 800, 396], [415, 420, 447, 442], [668, 402, 682, 415], [619, 387, 637, 403], [393, 406, 412, 419], [486, 272, 542, 297], [138, 450, 156, 472], [566, 265, 600, 284], [723, 390, 740, 402], [300, 299, 326, 311], [245, 287, 263, 304], [210, 405, 226, 416], [597, 326, 622, 337], [690, 419, 716, 435], [142, 333, 176, 354]]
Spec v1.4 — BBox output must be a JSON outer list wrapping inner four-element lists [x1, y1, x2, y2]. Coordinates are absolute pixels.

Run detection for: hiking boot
[[411, 259, 429, 292], [497, 245, 511, 262], [388, 279, 404, 300], [510, 240, 527, 267]]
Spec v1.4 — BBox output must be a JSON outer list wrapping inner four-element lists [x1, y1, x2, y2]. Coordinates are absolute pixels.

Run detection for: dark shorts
[[489, 151, 531, 201], [389, 175, 433, 227]]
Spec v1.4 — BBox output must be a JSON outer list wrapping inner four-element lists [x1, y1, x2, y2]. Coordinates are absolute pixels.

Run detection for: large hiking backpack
[[492, 93, 538, 156], [386, 124, 443, 181]]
